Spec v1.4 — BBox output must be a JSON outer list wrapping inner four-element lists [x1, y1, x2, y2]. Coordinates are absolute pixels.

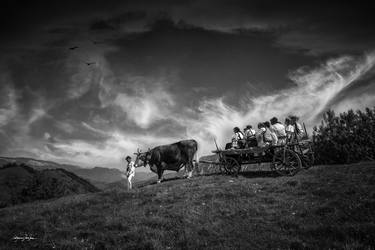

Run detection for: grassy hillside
[[100, 172, 154, 190], [0, 162, 374, 249], [0, 164, 99, 208]]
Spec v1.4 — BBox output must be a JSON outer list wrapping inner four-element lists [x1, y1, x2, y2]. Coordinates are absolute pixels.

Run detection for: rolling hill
[[0, 163, 99, 208], [0, 156, 133, 188], [0, 162, 374, 249]]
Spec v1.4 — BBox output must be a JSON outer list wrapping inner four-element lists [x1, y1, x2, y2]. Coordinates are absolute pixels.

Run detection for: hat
[[290, 115, 299, 121], [270, 117, 278, 123], [244, 125, 252, 130], [257, 122, 265, 128]]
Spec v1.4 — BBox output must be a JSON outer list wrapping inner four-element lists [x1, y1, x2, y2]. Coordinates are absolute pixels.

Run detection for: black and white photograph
[[0, 0, 375, 249]]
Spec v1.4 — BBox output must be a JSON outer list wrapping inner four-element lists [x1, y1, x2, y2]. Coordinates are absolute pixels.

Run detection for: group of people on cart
[[226, 115, 306, 150]]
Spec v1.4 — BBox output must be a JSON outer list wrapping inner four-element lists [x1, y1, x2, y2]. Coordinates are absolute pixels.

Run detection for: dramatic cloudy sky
[[1, 0, 375, 169]]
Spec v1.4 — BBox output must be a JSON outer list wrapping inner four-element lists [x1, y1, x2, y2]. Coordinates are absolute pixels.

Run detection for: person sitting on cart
[[226, 127, 244, 149], [255, 123, 268, 148], [254, 123, 275, 156], [270, 117, 287, 145], [244, 125, 257, 147], [285, 117, 294, 142], [290, 115, 305, 141], [264, 121, 278, 146]]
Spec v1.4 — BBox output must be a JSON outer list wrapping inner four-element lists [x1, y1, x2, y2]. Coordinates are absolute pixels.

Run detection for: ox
[[135, 139, 198, 183]]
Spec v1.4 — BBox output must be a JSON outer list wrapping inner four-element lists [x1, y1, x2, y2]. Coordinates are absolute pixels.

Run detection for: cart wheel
[[218, 158, 227, 175], [224, 157, 241, 176], [272, 148, 301, 176]]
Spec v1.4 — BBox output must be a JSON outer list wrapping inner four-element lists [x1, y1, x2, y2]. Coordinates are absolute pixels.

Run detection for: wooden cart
[[201, 139, 314, 176]]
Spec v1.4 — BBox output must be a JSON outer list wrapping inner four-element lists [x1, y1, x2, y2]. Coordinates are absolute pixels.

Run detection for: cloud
[[0, 84, 18, 127], [1, 0, 375, 171], [12, 52, 375, 168], [184, 51, 375, 153], [81, 121, 109, 136], [55, 121, 75, 134], [77, 50, 375, 161], [90, 20, 116, 31], [90, 11, 147, 32], [113, 82, 175, 129], [93, 56, 181, 130], [38, 127, 184, 168], [67, 68, 98, 99], [2, 0, 374, 57], [332, 94, 375, 114], [1, 30, 374, 170]]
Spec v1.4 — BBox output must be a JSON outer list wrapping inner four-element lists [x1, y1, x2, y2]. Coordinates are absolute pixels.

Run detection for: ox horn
[[134, 148, 142, 155]]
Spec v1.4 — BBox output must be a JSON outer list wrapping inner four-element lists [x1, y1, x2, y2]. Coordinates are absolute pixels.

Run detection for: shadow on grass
[[136, 176, 186, 188], [239, 170, 281, 178], [199, 170, 281, 179], [136, 170, 281, 188]]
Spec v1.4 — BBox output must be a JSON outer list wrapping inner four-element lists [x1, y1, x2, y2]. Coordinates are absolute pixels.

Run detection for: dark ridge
[[0, 162, 36, 174], [0, 163, 100, 208], [0, 156, 64, 166]]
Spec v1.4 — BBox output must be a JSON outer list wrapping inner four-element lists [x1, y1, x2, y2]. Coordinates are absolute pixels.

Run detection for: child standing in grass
[[125, 156, 135, 190]]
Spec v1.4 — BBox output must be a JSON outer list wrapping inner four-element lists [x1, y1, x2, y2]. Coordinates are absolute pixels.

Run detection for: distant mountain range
[[0, 156, 125, 187], [0, 163, 99, 208], [0, 156, 80, 171], [0, 156, 156, 189]]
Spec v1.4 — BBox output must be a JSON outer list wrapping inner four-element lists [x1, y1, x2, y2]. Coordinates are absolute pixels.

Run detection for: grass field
[[0, 162, 375, 249]]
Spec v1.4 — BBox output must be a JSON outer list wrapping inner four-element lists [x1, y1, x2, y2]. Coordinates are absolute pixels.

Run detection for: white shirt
[[232, 131, 244, 141], [286, 124, 294, 133], [250, 129, 256, 136], [272, 123, 287, 138], [244, 128, 256, 138], [231, 132, 244, 148], [126, 161, 135, 177], [256, 128, 267, 147], [270, 131, 278, 146]]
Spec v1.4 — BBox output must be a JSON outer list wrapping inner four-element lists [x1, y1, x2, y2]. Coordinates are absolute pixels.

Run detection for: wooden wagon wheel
[[271, 148, 301, 176], [215, 152, 224, 174], [224, 157, 241, 176]]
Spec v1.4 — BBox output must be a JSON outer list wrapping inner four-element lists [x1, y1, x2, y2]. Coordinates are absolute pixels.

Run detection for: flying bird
[[85, 62, 96, 66], [68, 46, 79, 50]]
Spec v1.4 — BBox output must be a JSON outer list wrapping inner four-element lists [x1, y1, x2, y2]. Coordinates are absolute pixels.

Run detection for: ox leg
[[157, 167, 164, 184], [182, 164, 188, 177], [187, 167, 193, 178], [186, 147, 197, 179], [182, 164, 193, 178], [186, 162, 193, 179]]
